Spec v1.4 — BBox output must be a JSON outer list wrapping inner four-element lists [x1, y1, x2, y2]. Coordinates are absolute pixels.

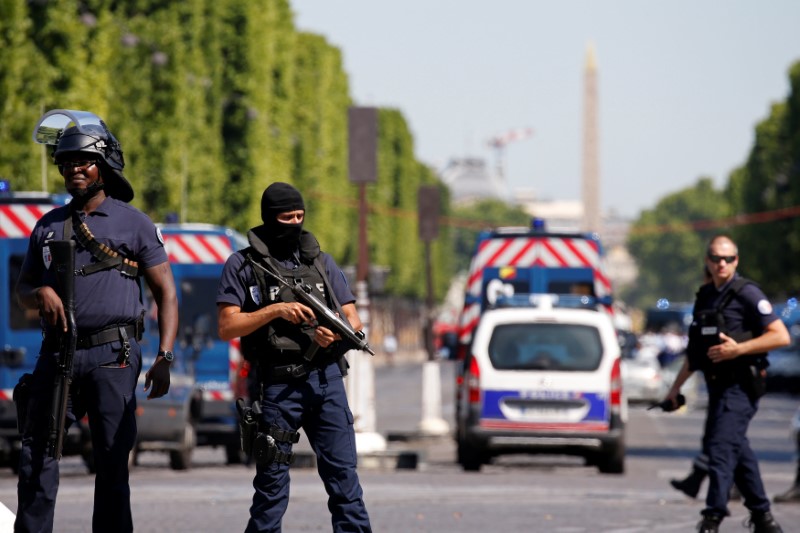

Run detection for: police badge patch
[[156, 227, 165, 245], [43, 245, 52, 270], [757, 299, 773, 315], [249, 285, 261, 306]]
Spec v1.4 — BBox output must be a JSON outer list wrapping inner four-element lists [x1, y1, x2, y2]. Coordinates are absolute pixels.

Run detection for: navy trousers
[[702, 382, 771, 518], [246, 361, 371, 533], [15, 340, 141, 533]]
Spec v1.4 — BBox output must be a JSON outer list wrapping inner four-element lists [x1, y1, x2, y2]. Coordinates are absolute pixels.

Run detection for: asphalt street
[[1, 357, 799, 532]]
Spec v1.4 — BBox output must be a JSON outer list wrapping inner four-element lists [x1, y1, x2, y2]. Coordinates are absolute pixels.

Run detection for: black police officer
[[15, 114, 178, 532], [216, 182, 371, 532], [663, 235, 789, 533]]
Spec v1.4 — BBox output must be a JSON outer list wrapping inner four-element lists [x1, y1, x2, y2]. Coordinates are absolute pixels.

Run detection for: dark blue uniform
[[690, 275, 777, 519], [217, 248, 371, 533], [16, 198, 167, 532]]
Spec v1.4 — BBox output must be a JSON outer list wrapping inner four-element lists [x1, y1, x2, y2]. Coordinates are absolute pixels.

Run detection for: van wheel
[[128, 446, 138, 470], [457, 441, 485, 472], [596, 441, 625, 474], [226, 442, 245, 465], [169, 421, 195, 471]]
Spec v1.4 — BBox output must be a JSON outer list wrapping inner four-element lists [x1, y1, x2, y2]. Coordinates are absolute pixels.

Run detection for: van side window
[[9, 254, 40, 330]]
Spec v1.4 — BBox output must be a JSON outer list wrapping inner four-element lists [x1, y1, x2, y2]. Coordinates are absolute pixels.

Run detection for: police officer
[[663, 235, 789, 533], [216, 182, 371, 532], [670, 264, 740, 502], [15, 115, 178, 532]]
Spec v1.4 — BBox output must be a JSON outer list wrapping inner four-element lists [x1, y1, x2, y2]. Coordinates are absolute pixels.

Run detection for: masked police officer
[[663, 235, 789, 533], [216, 182, 371, 532], [15, 113, 178, 532]]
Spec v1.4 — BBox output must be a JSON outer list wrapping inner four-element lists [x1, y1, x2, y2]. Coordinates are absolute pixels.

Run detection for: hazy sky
[[291, 1, 800, 218]]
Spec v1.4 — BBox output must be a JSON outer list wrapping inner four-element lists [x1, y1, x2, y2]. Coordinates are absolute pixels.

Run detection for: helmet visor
[[32, 109, 105, 146]]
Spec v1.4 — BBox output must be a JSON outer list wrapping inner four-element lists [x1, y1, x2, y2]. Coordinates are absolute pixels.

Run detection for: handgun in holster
[[236, 397, 300, 466]]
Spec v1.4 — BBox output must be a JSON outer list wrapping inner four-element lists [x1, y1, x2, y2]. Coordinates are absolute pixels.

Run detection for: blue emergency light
[[531, 217, 546, 231], [0, 179, 10, 193]]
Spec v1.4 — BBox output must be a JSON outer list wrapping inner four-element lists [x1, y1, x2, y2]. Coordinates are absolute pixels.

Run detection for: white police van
[[455, 292, 627, 473]]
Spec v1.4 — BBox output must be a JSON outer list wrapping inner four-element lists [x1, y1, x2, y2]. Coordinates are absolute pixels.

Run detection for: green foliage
[[450, 199, 532, 273], [726, 62, 800, 297], [625, 178, 729, 309], [6, 3, 800, 307], [626, 60, 800, 305], [0, 0, 456, 301]]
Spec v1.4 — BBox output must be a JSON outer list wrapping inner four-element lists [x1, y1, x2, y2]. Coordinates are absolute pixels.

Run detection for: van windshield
[[178, 277, 219, 347], [488, 323, 603, 371]]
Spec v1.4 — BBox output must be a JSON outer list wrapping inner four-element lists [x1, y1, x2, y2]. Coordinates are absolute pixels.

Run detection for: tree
[[625, 178, 729, 309], [450, 199, 532, 274]]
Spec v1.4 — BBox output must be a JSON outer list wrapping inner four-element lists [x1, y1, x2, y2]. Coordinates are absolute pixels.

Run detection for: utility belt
[[42, 316, 144, 352], [257, 347, 348, 382], [236, 398, 300, 466]]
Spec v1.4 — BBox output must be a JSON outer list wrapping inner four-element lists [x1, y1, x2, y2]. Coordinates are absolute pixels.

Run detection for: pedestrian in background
[[773, 406, 800, 503], [662, 235, 789, 533], [216, 182, 371, 532], [15, 113, 178, 532]]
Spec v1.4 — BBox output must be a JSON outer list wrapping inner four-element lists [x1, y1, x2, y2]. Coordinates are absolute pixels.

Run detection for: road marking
[[0, 500, 15, 530]]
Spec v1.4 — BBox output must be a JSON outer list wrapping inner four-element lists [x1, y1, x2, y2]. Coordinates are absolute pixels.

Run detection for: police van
[[455, 293, 627, 473], [0, 190, 81, 470], [0, 189, 246, 470], [456, 220, 613, 359], [155, 223, 249, 464]]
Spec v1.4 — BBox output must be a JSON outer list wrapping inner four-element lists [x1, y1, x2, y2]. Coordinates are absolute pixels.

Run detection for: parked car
[[766, 345, 800, 394], [131, 355, 201, 470], [621, 356, 667, 404], [455, 295, 627, 474]]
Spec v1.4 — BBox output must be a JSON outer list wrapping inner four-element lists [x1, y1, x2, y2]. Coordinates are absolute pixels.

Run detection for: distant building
[[440, 157, 508, 205], [514, 191, 583, 233]]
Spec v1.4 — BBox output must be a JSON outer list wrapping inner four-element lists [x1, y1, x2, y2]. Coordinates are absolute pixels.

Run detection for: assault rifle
[[248, 259, 375, 357], [46, 240, 77, 459]]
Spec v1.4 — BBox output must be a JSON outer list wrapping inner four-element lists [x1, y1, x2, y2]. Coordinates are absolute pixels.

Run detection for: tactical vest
[[240, 229, 342, 367], [687, 277, 767, 376]]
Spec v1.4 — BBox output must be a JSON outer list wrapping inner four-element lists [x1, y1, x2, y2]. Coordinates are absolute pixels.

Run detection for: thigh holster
[[236, 398, 300, 466]]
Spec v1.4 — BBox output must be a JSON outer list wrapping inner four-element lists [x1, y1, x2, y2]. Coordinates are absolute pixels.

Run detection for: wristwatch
[[157, 350, 174, 363]]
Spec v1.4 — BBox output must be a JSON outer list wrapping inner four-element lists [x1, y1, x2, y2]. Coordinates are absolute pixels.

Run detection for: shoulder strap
[[65, 210, 139, 277], [716, 277, 751, 312], [313, 254, 346, 318]]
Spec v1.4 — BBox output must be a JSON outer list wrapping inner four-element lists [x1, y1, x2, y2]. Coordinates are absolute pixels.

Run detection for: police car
[[455, 293, 627, 473]]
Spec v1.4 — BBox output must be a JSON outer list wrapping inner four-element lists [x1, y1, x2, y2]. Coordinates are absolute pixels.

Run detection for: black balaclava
[[259, 182, 305, 256]]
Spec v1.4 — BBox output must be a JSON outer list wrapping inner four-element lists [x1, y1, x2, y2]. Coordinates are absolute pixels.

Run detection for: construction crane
[[486, 127, 534, 183]]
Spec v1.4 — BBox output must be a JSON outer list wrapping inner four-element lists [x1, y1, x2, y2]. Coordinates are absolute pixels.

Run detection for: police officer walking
[[15, 111, 178, 532], [216, 182, 371, 532], [663, 234, 789, 533]]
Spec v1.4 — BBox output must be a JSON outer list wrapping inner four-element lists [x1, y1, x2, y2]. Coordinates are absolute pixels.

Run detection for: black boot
[[773, 483, 800, 503], [697, 514, 722, 533], [746, 510, 783, 533], [671, 467, 707, 498]]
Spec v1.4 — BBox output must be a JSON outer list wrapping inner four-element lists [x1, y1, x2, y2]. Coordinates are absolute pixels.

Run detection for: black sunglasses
[[57, 159, 97, 173], [707, 254, 737, 264]]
